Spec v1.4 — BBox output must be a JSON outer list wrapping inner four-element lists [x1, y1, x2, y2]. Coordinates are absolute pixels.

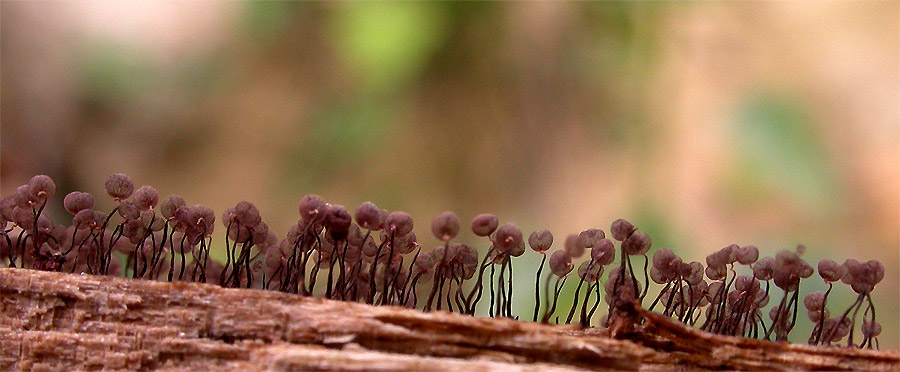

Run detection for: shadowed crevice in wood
[[0, 268, 897, 371]]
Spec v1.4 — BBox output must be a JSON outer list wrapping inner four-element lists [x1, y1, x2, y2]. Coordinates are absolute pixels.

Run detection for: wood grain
[[0, 268, 896, 371]]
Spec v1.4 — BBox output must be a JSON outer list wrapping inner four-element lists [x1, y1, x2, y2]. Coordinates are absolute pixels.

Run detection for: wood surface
[[0, 268, 896, 371]]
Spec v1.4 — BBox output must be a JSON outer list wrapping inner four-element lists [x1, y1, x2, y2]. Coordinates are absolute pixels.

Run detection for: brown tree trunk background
[[0, 268, 896, 371]]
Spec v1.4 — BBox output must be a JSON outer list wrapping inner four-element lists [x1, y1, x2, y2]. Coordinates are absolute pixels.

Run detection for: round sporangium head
[[622, 231, 651, 255], [528, 229, 553, 253], [160, 195, 186, 221], [509, 239, 526, 257], [803, 291, 825, 312], [549, 250, 573, 277], [133, 186, 159, 211], [325, 204, 352, 237], [610, 219, 636, 241], [234, 201, 262, 227], [736, 245, 759, 265], [862, 321, 882, 337], [117, 200, 141, 220], [591, 238, 616, 265], [63, 191, 94, 215], [431, 211, 460, 241], [384, 211, 414, 236], [470, 213, 499, 237], [706, 265, 726, 281], [355, 201, 385, 231], [27, 175, 56, 201], [564, 234, 585, 258], [298, 194, 327, 221], [753, 256, 776, 281], [72, 209, 95, 229], [578, 228, 605, 249], [105, 173, 134, 200], [817, 259, 843, 282], [493, 223, 523, 254]]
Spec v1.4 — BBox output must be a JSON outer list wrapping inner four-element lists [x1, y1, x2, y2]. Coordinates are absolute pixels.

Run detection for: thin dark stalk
[[496, 261, 507, 318], [399, 246, 421, 306], [506, 261, 514, 318], [640, 254, 649, 299], [178, 234, 188, 281], [464, 245, 495, 314], [488, 263, 496, 317], [765, 289, 790, 340], [784, 288, 800, 342], [425, 267, 442, 312], [166, 227, 176, 282], [579, 279, 598, 327], [845, 293, 865, 347], [378, 233, 397, 305], [541, 276, 567, 324], [566, 276, 586, 324], [368, 233, 392, 304], [649, 281, 673, 313], [424, 241, 449, 311], [813, 283, 833, 345], [326, 244, 339, 299], [587, 279, 603, 322], [533, 253, 547, 322]]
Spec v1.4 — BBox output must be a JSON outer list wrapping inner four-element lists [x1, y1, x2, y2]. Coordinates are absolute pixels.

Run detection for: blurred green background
[[1, 2, 897, 348]]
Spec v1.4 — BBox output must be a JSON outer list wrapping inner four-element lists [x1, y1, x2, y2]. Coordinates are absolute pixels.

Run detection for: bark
[[0, 268, 896, 371]]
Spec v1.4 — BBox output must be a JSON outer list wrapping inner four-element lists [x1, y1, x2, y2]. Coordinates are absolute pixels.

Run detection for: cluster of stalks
[[0, 174, 885, 349]]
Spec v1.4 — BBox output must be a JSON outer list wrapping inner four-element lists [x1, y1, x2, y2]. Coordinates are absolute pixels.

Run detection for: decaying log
[[0, 268, 896, 371]]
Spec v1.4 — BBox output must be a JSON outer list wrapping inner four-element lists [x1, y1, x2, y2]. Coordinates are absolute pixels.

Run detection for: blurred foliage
[[285, 98, 398, 190], [77, 43, 155, 112], [327, 2, 451, 92], [731, 94, 838, 209], [242, 2, 296, 44]]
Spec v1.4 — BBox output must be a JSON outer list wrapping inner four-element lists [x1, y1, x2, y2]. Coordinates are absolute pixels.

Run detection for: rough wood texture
[[0, 268, 896, 371]]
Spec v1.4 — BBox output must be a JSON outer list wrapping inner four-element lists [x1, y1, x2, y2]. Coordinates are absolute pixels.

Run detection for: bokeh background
[[2, 2, 897, 348]]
